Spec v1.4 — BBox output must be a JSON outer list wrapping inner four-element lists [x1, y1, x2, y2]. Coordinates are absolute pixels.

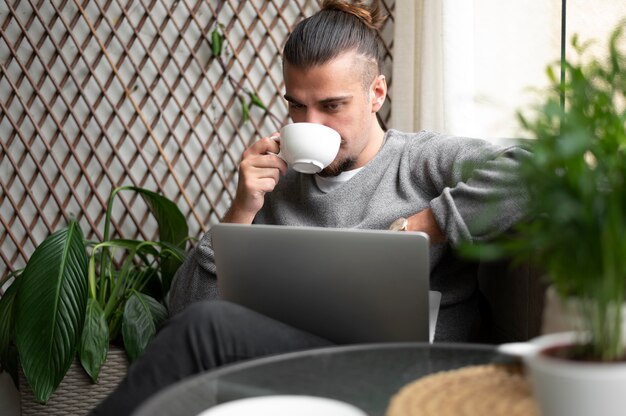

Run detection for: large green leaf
[[0, 281, 18, 362], [15, 220, 88, 403], [126, 187, 188, 293], [0, 282, 19, 387], [149, 240, 187, 295], [97, 239, 160, 257], [79, 299, 109, 382], [122, 292, 167, 362], [126, 187, 188, 246]]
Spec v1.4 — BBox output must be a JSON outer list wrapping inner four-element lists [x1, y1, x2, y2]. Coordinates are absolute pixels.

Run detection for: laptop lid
[[212, 223, 432, 344]]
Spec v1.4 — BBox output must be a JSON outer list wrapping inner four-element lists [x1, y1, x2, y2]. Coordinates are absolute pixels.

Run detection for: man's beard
[[318, 156, 357, 177]]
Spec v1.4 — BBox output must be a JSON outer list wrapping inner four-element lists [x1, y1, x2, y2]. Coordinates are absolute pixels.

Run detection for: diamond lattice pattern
[[0, 0, 395, 285]]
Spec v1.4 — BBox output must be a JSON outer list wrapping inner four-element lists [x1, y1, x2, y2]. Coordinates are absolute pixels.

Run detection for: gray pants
[[90, 300, 333, 416]]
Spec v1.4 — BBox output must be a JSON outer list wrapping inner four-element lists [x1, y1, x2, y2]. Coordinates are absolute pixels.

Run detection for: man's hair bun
[[320, 0, 386, 31]]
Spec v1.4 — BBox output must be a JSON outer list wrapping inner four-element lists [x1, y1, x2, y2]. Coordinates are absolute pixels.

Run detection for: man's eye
[[289, 102, 304, 109], [325, 103, 342, 112]]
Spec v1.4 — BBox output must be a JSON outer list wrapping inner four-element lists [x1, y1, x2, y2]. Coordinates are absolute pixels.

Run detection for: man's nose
[[304, 110, 324, 125]]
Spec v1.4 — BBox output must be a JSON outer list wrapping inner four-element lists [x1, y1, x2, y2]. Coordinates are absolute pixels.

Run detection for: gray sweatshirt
[[169, 129, 529, 341]]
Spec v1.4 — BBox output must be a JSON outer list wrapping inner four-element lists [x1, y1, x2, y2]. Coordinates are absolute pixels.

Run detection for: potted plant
[[471, 21, 626, 416], [0, 186, 189, 408]]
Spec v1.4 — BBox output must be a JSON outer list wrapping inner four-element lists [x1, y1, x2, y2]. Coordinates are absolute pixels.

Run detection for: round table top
[[133, 342, 509, 416]]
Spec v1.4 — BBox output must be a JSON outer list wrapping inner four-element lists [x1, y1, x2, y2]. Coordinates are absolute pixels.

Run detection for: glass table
[[133, 342, 511, 416]]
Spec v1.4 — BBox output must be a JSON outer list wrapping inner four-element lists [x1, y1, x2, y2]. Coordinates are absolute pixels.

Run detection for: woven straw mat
[[386, 364, 539, 416]]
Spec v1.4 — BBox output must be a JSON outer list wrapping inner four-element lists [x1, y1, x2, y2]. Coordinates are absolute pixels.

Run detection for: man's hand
[[223, 135, 288, 224], [406, 208, 446, 244]]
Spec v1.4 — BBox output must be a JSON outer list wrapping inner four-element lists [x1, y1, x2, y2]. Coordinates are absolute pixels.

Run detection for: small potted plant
[[472, 21, 626, 416], [0, 186, 188, 411]]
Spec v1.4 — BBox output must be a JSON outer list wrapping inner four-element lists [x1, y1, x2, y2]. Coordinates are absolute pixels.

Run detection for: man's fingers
[[240, 151, 287, 176], [226, 133, 287, 223], [245, 135, 281, 157], [244, 166, 281, 188]]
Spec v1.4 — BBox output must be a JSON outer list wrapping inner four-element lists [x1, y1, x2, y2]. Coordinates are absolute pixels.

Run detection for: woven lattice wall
[[0, 0, 395, 286]]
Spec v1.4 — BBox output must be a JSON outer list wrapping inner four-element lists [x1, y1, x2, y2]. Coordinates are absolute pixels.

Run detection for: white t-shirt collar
[[314, 167, 363, 193]]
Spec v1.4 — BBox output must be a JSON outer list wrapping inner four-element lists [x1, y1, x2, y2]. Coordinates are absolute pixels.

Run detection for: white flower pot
[[523, 332, 626, 416]]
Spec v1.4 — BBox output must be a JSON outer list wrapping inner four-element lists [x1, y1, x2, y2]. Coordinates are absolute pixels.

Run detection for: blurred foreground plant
[[465, 21, 626, 361]]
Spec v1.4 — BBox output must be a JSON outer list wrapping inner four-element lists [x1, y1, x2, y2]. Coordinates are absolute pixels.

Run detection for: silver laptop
[[212, 223, 438, 344]]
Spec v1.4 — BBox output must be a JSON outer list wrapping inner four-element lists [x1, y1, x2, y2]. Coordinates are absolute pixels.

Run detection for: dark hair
[[283, 0, 386, 83]]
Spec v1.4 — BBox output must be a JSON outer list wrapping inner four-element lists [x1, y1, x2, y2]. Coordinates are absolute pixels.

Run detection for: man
[[92, 1, 528, 414]]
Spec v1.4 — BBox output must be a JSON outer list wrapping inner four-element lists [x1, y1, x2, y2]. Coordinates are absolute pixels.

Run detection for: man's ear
[[371, 74, 387, 113]]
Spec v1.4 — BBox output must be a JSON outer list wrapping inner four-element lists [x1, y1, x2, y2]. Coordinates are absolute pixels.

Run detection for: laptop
[[211, 223, 439, 344]]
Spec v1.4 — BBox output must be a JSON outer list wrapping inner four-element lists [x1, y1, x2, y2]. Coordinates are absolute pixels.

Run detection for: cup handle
[[497, 342, 537, 359], [267, 133, 285, 161]]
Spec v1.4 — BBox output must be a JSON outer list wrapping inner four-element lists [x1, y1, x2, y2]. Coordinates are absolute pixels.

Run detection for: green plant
[[209, 23, 278, 125], [0, 186, 188, 403], [467, 22, 626, 361]]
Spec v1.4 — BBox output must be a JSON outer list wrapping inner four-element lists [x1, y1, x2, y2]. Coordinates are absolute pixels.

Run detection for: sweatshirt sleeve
[[167, 229, 220, 316], [419, 135, 530, 245]]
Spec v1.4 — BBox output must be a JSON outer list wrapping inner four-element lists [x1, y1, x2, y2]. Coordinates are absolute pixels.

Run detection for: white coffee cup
[[197, 395, 368, 416], [274, 123, 341, 174]]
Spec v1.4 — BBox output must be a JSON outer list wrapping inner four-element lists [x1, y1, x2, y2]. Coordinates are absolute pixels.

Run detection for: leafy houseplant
[[0, 186, 188, 403], [474, 22, 626, 360], [459, 22, 626, 416]]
